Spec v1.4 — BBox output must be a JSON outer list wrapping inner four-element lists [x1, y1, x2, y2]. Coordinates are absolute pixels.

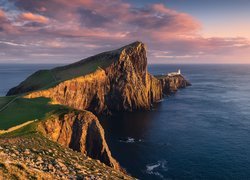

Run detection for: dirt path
[[0, 120, 37, 135], [0, 96, 19, 113]]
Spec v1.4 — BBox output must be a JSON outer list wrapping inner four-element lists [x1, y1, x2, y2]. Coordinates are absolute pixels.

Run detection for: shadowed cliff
[[38, 110, 120, 170]]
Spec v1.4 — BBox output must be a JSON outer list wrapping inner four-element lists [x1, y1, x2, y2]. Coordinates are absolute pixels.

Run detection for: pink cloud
[[20, 12, 49, 24], [0, 9, 18, 34], [0, 0, 249, 63], [0, 9, 5, 18]]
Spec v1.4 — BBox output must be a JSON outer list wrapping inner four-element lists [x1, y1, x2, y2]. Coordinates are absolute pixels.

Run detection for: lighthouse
[[177, 69, 181, 74]]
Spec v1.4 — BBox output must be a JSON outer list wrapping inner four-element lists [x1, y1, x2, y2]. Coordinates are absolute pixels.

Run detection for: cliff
[[38, 110, 120, 171], [156, 74, 191, 95], [4, 41, 191, 176], [22, 42, 168, 114]]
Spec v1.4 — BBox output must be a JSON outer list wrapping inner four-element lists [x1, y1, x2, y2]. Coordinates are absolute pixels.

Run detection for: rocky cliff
[[22, 42, 169, 114], [38, 110, 120, 171], [156, 74, 191, 95], [5, 41, 191, 174]]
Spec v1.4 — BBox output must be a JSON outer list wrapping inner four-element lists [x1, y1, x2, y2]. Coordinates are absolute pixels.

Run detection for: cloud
[[0, 0, 249, 63], [0, 8, 17, 33], [20, 12, 49, 24], [0, 9, 5, 18]]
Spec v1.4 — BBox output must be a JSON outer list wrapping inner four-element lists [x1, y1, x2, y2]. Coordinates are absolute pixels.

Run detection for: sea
[[1, 64, 250, 179]]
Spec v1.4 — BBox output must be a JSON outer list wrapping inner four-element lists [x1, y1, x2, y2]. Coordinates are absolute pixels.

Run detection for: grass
[[0, 96, 16, 109], [13, 70, 56, 93], [0, 121, 38, 138], [154, 75, 169, 79], [52, 52, 117, 81], [0, 97, 65, 130], [9, 51, 118, 96]]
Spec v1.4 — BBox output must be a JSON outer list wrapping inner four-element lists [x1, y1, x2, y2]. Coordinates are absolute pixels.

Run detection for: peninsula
[[0, 41, 190, 179]]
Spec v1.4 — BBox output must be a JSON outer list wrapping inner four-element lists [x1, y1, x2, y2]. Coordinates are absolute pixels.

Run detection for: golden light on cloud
[[20, 12, 49, 24]]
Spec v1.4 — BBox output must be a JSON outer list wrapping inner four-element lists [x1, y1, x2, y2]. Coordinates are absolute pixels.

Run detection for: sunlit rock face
[[157, 75, 191, 95], [24, 42, 165, 114], [38, 110, 120, 170], [23, 41, 190, 113]]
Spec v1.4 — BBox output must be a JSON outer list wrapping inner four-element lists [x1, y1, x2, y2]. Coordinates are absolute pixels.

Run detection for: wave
[[119, 137, 143, 143], [156, 99, 165, 103], [145, 160, 168, 179]]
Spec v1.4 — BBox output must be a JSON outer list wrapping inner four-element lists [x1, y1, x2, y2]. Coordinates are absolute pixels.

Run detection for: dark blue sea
[[1, 64, 250, 179]]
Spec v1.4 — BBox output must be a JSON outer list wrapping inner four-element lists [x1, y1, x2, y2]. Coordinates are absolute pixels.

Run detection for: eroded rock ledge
[[38, 110, 120, 171]]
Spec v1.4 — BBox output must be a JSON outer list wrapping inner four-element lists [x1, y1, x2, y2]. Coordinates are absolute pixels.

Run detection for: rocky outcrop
[[25, 69, 110, 114], [5, 41, 191, 174], [24, 42, 164, 114], [156, 74, 191, 95], [0, 134, 133, 179], [8, 42, 191, 114], [38, 110, 120, 170]]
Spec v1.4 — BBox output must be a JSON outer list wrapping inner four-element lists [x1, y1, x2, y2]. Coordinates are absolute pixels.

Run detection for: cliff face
[[104, 42, 162, 111], [157, 75, 191, 95], [23, 42, 162, 114], [25, 42, 163, 114], [38, 110, 120, 170], [25, 69, 110, 114], [4, 41, 191, 175]]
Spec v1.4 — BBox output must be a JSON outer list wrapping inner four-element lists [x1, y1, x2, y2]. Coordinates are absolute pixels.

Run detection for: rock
[[56, 161, 67, 171], [48, 164, 55, 172], [38, 110, 120, 171], [13, 150, 19, 155], [19, 42, 163, 114], [32, 148, 37, 152], [37, 156, 43, 161], [24, 149, 30, 155], [5, 41, 190, 175], [156, 74, 191, 95]]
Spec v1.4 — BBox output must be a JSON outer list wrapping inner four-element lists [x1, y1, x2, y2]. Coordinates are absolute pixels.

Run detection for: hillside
[[6, 43, 132, 96], [12, 41, 190, 115], [0, 127, 132, 179], [1, 41, 190, 179]]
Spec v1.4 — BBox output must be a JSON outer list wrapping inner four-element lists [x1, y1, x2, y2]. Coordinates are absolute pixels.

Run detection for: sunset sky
[[0, 0, 249, 64]]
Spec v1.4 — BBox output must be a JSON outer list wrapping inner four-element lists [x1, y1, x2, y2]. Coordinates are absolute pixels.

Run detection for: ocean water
[[0, 64, 59, 96], [100, 64, 250, 179], [1, 64, 250, 179]]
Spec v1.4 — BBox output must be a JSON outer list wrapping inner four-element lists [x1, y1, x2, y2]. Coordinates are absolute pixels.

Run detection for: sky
[[0, 0, 249, 64]]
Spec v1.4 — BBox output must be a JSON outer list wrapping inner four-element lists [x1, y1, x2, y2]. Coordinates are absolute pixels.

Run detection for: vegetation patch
[[0, 97, 64, 130], [0, 96, 16, 109]]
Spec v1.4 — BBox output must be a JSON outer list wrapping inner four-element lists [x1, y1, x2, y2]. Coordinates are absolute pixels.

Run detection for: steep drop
[[38, 110, 120, 170]]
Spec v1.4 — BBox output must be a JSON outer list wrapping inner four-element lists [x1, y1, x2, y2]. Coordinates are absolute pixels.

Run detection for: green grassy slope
[[0, 97, 64, 130], [7, 41, 144, 96], [7, 50, 119, 96], [52, 51, 118, 81], [0, 96, 16, 109]]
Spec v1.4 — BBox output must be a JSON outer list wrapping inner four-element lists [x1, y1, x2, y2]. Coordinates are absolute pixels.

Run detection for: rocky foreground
[[1, 41, 190, 179], [0, 134, 132, 179]]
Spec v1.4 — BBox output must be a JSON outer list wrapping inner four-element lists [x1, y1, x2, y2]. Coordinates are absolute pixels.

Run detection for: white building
[[168, 69, 181, 76]]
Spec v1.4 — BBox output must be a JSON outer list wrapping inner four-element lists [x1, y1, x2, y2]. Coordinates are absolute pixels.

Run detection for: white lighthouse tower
[[177, 69, 181, 75]]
